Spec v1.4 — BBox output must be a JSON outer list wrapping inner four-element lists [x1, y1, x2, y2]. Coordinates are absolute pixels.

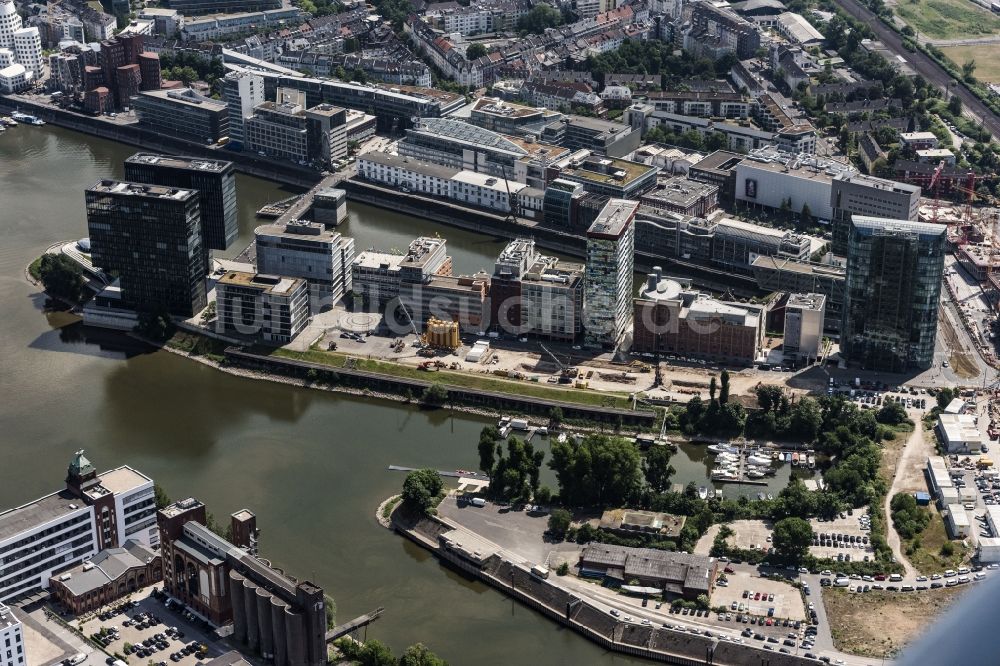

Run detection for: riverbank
[[387, 500, 819, 666], [0, 95, 320, 189]]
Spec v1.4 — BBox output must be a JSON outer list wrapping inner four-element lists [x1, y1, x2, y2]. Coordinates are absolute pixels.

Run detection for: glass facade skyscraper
[[86, 180, 207, 318], [841, 216, 945, 372], [124, 153, 238, 253]]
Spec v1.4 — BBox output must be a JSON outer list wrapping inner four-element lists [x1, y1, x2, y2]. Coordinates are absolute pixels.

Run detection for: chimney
[[646, 273, 658, 291]]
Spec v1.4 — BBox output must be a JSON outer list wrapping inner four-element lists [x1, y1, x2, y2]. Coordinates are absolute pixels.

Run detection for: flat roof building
[[751, 256, 844, 333], [557, 153, 659, 199], [134, 88, 229, 144], [124, 152, 239, 253], [937, 413, 984, 454], [830, 172, 921, 255], [632, 269, 764, 365], [585, 199, 637, 349], [735, 148, 855, 221], [0, 603, 25, 666], [783, 292, 825, 363], [86, 179, 207, 317], [842, 216, 945, 372], [0, 452, 156, 603], [215, 271, 309, 344], [640, 177, 719, 217], [255, 221, 355, 313]]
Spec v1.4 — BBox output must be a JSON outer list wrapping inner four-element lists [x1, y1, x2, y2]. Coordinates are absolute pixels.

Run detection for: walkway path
[[883, 416, 928, 578]]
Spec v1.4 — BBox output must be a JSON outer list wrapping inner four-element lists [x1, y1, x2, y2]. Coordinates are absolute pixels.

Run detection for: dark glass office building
[[86, 179, 207, 317], [841, 216, 945, 373], [124, 153, 238, 253]]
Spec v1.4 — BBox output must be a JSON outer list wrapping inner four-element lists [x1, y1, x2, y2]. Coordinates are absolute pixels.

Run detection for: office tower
[[222, 70, 264, 149], [830, 173, 921, 255], [841, 216, 945, 372], [255, 220, 355, 312], [86, 179, 207, 317], [124, 152, 238, 252], [584, 199, 637, 349]]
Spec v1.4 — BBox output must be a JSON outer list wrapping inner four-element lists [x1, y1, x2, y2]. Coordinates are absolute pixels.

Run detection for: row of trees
[[678, 371, 746, 437], [334, 639, 446, 666]]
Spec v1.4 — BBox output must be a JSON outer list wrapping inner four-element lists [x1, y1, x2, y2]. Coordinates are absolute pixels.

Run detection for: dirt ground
[[718, 519, 774, 551], [940, 309, 981, 380], [822, 587, 967, 658]]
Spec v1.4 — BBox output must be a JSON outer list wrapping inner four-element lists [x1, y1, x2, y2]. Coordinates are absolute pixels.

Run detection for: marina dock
[[388, 465, 490, 482]]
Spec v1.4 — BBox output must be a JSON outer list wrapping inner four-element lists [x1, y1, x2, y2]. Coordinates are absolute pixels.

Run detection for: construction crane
[[499, 164, 518, 224], [398, 298, 420, 341], [928, 160, 947, 224], [539, 342, 575, 383]]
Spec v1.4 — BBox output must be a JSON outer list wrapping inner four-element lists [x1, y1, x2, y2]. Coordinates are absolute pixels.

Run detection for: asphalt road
[[828, 0, 1000, 139]]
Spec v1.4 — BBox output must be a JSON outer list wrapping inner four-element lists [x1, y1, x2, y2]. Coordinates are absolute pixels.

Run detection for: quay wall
[[0, 96, 320, 189], [223, 347, 656, 426], [391, 508, 815, 666]]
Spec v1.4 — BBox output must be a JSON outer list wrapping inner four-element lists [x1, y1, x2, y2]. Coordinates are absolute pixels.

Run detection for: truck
[[530, 565, 550, 579]]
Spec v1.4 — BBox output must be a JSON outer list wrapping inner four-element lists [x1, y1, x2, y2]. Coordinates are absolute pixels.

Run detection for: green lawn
[[272, 348, 636, 409], [895, 0, 1000, 39]]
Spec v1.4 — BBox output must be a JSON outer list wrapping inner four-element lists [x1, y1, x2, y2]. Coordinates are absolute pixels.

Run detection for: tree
[[135, 310, 175, 342], [466, 43, 487, 60], [548, 406, 564, 430], [709, 376, 717, 404], [153, 484, 172, 509], [420, 383, 448, 407], [517, 4, 562, 34], [936, 387, 956, 411], [549, 434, 643, 507], [37, 253, 84, 302], [876, 401, 908, 426], [399, 643, 447, 666], [949, 94, 963, 117], [357, 640, 395, 666], [547, 508, 572, 539], [772, 517, 813, 562], [534, 485, 552, 505], [719, 370, 730, 405], [478, 426, 501, 477], [488, 436, 544, 502], [962, 59, 977, 83], [788, 398, 822, 443], [642, 445, 676, 493], [324, 594, 336, 629], [401, 469, 443, 513], [800, 203, 813, 227], [890, 492, 930, 539]]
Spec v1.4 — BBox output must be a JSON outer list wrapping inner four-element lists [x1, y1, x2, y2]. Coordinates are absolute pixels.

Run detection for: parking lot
[[711, 571, 806, 621], [75, 588, 227, 666], [809, 512, 874, 561]]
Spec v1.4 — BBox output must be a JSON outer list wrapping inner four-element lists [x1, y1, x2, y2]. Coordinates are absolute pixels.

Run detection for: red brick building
[[49, 541, 161, 615], [632, 271, 764, 365]]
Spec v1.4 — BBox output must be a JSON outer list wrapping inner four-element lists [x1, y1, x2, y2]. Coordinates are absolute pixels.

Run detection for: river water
[[0, 125, 800, 664]]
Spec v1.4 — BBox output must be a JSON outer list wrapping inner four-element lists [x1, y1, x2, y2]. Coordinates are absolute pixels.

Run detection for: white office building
[[735, 148, 855, 221], [255, 220, 355, 313], [11, 27, 40, 77], [0, 452, 156, 603], [0, 1, 19, 49], [937, 413, 984, 454], [783, 293, 825, 363], [584, 199, 637, 349], [0, 603, 25, 666], [222, 70, 265, 149]]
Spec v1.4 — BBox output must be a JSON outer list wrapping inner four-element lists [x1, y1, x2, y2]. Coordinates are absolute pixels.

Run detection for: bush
[[421, 383, 448, 407], [941, 541, 956, 557], [890, 493, 930, 540], [556, 562, 569, 576], [547, 508, 572, 539]]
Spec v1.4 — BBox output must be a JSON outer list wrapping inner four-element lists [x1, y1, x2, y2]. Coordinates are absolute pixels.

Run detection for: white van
[[470, 497, 487, 507], [834, 578, 850, 587], [889, 573, 903, 582]]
